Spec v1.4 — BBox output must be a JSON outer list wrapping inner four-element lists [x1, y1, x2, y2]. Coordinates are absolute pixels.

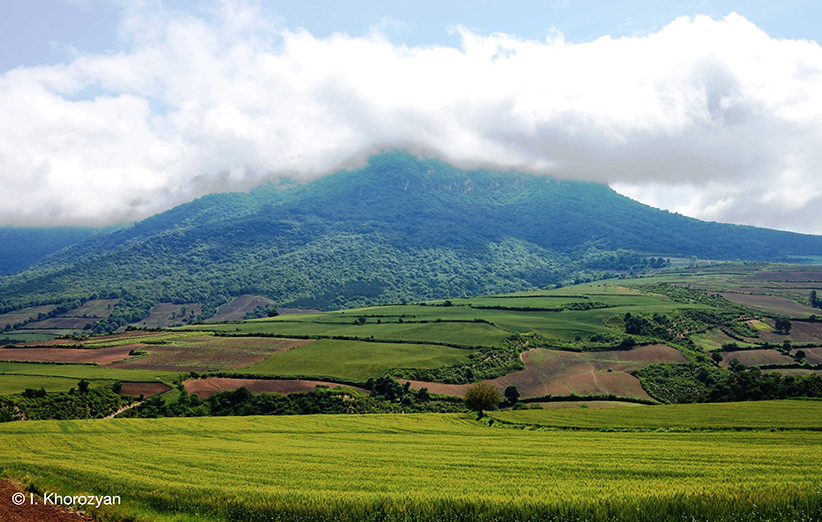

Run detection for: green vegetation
[[244, 339, 476, 381], [1, 413, 821, 521], [0, 383, 127, 421], [4, 152, 822, 331], [122, 381, 460, 419], [0, 361, 178, 383], [0, 374, 99, 396], [488, 399, 822, 430]]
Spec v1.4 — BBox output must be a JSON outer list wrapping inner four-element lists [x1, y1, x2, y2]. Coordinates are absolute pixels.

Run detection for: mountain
[[2, 151, 822, 327], [0, 227, 98, 275]]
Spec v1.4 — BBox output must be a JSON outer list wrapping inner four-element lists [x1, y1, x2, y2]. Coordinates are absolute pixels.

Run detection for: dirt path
[[104, 401, 140, 419], [0, 479, 94, 522]]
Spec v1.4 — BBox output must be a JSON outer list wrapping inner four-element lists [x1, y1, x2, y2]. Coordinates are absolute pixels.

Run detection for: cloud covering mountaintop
[[1, 2, 821, 232]]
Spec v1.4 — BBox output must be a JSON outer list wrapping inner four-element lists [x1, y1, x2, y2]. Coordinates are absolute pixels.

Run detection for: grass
[[245, 339, 476, 380], [190, 289, 705, 343], [488, 400, 822, 430], [0, 374, 104, 395], [1, 413, 821, 521], [0, 361, 179, 384]]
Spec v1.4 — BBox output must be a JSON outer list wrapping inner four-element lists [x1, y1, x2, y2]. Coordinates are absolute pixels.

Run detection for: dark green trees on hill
[[2, 151, 822, 323]]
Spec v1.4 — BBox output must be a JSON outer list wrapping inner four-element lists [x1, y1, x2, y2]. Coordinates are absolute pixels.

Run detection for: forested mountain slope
[[2, 151, 821, 324]]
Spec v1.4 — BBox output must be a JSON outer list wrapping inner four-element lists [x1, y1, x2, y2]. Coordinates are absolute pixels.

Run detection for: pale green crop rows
[[1, 412, 821, 521]]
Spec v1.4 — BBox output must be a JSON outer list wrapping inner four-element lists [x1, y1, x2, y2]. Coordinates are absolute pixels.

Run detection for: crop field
[[20, 316, 97, 329], [185, 377, 368, 397], [718, 349, 796, 367], [194, 316, 513, 346], [109, 335, 312, 371], [0, 305, 58, 327], [66, 298, 121, 318], [120, 381, 172, 398], [139, 303, 204, 328], [488, 399, 822, 430], [1, 413, 821, 522], [402, 344, 685, 399], [192, 289, 704, 343], [719, 293, 818, 317], [691, 328, 756, 351], [757, 320, 822, 343], [0, 344, 138, 365], [532, 400, 647, 409], [0, 374, 100, 395], [795, 347, 822, 365], [0, 361, 178, 384], [208, 295, 274, 322], [245, 339, 476, 381]]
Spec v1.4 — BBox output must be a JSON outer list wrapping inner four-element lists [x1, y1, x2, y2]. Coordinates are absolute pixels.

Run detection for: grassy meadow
[[245, 339, 476, 380], [2, 412, 822, 522], [489, 399, 822, 430]]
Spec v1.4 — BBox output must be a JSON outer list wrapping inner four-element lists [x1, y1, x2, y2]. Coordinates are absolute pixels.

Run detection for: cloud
[[2, 3, 822, 233]]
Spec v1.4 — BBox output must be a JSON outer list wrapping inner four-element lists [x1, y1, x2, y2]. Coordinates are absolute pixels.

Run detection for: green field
[[0, 374, 104, 395], [191, 288, 704, 342], [489, 400, 822, 430], [245, 339, 476, 380], [1, 412, 821, 522], [0, 362, 178, 384]]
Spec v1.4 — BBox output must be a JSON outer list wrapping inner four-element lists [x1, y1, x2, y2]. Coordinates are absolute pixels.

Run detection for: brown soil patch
[[719, 349, 795, 367], [402, 344, 685, 400], [0, 479, 94, 522], [794, 347, 822, 365], [0, 344, 141, 364], [208, 295, 274, 322], [110, 336, 311, 371], [21, 317, 96, 330], [0, 305, 58, 327], [139, 303, 203, 328], [185, 378, 368, 398], [532, 401, 647, 409], [67, 299, 120, 318], [120, 382, 172, 398], [757, 320, 822, 344], [719, 293, 818, 317]]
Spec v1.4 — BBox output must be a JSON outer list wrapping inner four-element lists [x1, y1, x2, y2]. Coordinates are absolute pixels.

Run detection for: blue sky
[[2, 1, 822, 233], [5, 1, 821, 73]]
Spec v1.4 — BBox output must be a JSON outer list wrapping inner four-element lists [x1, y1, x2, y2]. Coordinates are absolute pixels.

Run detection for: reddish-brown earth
[[718, 349, 795, 368], [185, 378, 368, 398], [119, 382, 172, 398], [401, 344, 686, 401], [0, 480, 94, 522], [0, 345, 141, 365], [208, 295, 274, 322], [110, 337, 312, 371]]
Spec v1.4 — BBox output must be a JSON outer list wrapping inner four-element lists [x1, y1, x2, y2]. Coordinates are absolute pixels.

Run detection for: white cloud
[[2, 4, 822, 232]]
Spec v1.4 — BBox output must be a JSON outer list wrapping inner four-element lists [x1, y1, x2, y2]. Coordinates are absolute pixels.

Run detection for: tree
[[504, 385, 520, 405], [78, 379, 90, 393], [711, 351, 723, 363], [812, 291, 821, 309], [796, 350, 806, 360], [464, 383, 501, 417], [774, 318, 792, 335]]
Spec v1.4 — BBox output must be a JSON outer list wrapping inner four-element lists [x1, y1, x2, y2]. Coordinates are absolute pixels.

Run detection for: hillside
[[2, 151, 822, 328], [0, 227, 97, 275]]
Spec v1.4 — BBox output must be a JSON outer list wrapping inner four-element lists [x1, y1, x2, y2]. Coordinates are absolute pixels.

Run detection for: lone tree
[[504, 385, 520, 405], [464, 383, 501, 417], [775, 318, 793, 335]]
